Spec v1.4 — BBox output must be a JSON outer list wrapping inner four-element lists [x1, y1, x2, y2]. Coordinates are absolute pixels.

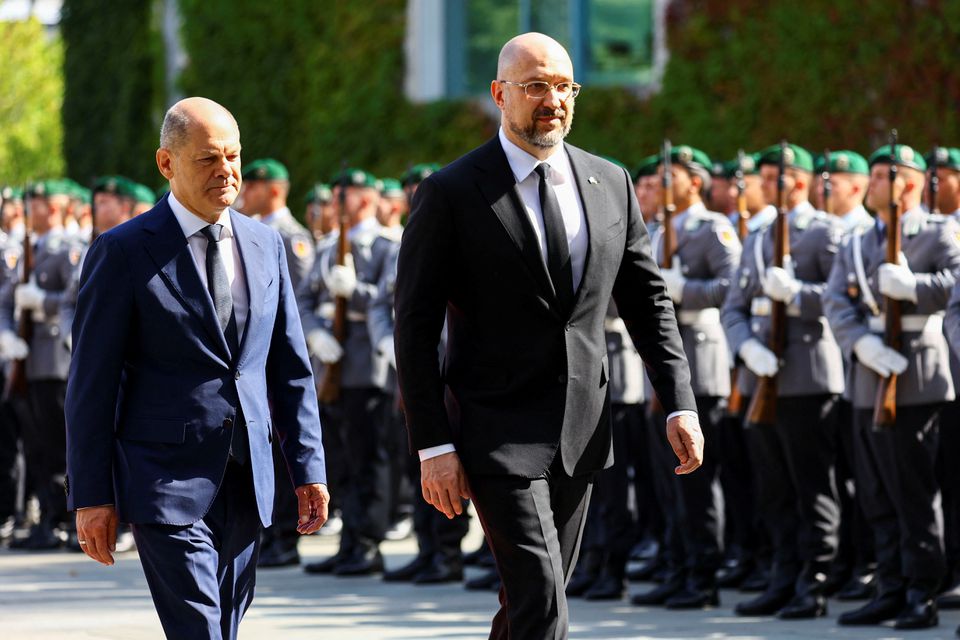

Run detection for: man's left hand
[[294, 483, 330, 535], [666, 413, 704, 475]]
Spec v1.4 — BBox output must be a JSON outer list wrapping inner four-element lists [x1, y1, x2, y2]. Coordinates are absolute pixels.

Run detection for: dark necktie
[[534, 163, 574, 310]]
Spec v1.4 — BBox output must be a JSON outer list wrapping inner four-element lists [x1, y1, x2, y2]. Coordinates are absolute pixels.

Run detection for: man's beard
[[509, 104, 574, 149]]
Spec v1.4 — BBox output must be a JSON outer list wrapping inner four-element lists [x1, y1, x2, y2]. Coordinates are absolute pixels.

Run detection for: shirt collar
[[168, 191, 234, 240], [747, 205, 777, 232], [788, 200, 814, 219], [675, 201, 706, 228], [498, 127, 572, 186], [348, 215, 380, 240], [837, 204, 871, 231], [261, 206, 291, 226]]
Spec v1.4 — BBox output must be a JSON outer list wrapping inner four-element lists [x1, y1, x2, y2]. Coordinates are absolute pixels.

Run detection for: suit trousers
[[745, 394, 841, 591], [131, 459, 261, 640], [261, 437, 300, 553], [854, 405, 945, 598], [469, 458, 593, 640], [407, 449, 470, 563]]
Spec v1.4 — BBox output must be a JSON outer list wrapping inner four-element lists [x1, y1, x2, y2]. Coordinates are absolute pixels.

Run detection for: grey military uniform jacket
[[262, 207, 314, 293], [654, 202, 740, 397], [722, 201, 846, 397], [605, 300, 645, 405], [0, 229, 80, 381], [831, 209, 960, 409], [944, 209, 960, 391], [296, 217, 393, 390]]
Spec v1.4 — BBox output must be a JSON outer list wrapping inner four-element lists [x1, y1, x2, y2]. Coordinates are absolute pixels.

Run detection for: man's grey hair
[[159, 105, 192, 151]]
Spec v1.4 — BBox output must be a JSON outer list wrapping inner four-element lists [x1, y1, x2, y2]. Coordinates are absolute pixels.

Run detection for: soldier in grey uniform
[[631, 146, 740, 609], [934, 148, 960, 611], [299, 168, 392, 576], [827, 143, 960, 630], [304, 182, 337, 243], [1, 180, 79, 550], [237, 158, 314, 290], [722, 143, 845, 619], [0, 186, 22, 541]]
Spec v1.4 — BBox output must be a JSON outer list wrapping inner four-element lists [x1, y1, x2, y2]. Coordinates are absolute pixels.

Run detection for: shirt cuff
[[666, 410, 698, 422], [418, 443, 456, 461], [76, 504, 114, 511]]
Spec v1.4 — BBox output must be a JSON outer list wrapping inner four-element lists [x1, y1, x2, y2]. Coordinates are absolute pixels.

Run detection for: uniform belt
[[318, 302, 366, 323], [750, 296, 800, 318], [677, 308, 720, 326], [868, 313, 943, 334]]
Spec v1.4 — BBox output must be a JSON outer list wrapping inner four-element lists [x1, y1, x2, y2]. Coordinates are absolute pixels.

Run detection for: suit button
[[235, 370, 241, 380], [565, 323, 572, 332], [223, 418, 233, 429], [558, 374, 567, 384]]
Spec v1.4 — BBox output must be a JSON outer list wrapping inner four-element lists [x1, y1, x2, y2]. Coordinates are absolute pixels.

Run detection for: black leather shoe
[[465, 568, 501, 591], [630, 537, 660, 561], [566, 571, 597, 597], [739, 564, 770, 593], [9, 525, 60, 550], [258, 546, 300, 568], [334, 547, 384, 576], [734, 588, 793, 616], [413, 560, 464, 584], [630, 578, 683, 606], [383, 554, 432, 582], [584, 573, 625, 601], [777, 593, 826, 619], [837, 593, 905, 626], [716, 560, 752, 588], [894, 593, 938, 630], [821, 568, 852, 597], [462, 544, 495, 568], [626, 557, 661, 582], [836, 573, 876, 601], [665, 587, 719, 610], [938, 582, 960, 609], [303, 548, 351, 574]]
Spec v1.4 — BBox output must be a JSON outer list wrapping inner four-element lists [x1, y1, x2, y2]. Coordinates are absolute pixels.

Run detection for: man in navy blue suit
[[64, 97, 328, 640]]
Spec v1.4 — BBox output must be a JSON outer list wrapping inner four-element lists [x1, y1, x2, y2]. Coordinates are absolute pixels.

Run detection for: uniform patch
[[4, 249, 18, 271], [292, 238, 310, 259], [953, 230, 960, 248], [717, 227, 737, 247]]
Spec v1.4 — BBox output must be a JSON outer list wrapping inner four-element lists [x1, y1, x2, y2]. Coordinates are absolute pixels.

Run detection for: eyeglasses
[[498, 80, 581, 100]]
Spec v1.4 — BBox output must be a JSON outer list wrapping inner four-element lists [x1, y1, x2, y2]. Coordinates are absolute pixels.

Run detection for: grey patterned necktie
[[199, 224, 239, 354]]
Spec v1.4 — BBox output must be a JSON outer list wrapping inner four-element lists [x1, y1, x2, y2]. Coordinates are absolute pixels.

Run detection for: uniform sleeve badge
[[717, 227, 737, 247], [292, 238, 311, 259], [4, 249, 18, 271]]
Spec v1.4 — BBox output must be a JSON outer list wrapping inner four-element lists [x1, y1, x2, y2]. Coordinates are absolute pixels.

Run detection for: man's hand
[[421, 452, 470, 519], [75, 505, 119, 566], [307, 329, 343, 364], [660, 262, 686, 304], [739, 338, 779, 378], [0, 330, 28, 360], [762, 267, 802, 304], [666, 413, 704, 475], [295, 483, 330, 535]]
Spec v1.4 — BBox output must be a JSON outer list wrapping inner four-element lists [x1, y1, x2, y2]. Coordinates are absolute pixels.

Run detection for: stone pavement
[[2, 528, 960, 639]]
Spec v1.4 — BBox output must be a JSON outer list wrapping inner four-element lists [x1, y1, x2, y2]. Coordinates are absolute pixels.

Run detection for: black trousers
[[717, 399, 766, 563], [833, 398, 875, 575], [937, 397, 960, 585], [745, 394, 841, 591], [854, 405, 945, 598], [470, 459, 593, 640], [23, 380, 67, 530], [648, 396, 724, 586], [0, 386, 22, 520]]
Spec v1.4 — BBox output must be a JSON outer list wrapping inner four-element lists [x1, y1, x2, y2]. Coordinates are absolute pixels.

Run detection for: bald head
[[160, 97, 238, 152], [497, 32, 573, 80]]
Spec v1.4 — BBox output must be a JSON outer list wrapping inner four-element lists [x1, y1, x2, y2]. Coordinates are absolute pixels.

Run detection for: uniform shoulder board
[[794, 211, 812, 230], [683, 215, 702, 231]]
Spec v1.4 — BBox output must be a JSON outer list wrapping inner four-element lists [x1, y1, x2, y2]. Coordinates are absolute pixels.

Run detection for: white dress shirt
[[168, 192, 249, 336], [418, 132, 695, 462]]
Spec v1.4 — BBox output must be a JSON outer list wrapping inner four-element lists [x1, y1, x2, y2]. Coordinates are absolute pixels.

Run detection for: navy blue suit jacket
[[64, 196, 325, 527]]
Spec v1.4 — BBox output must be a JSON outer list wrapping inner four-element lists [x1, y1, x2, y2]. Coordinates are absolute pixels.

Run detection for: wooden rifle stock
[[317, 169, 352, 405], [649, 140, 675, 418], [873, 131, 902, 429], [726, 150, 749, 416], [745, 141, 790, 426]]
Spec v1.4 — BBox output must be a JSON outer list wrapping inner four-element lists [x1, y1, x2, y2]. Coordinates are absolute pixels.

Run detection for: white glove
[[853, 334, 908, 378], [307, 329, 343, 364], [762, 267, 802, 304], [739, 338, 779, 377], [327, 254, 357, 299], [660, 262, 686, 304], [15, 282, 45, 312], [878, 263, 918, 303], [378, 336, 397, 369], [0, 330, 28, 360]]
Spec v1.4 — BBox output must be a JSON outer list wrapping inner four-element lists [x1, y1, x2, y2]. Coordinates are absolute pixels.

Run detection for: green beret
[[632, 154, 661, 181], [26, 179, 72, 199], [131, 183, 156, 205], [243, 158, 289, 181], [305, 183, 333, 205], [820, 150, 869, 176], [331, 167, 377, 189], [868, 144, 927, 172], [1, 185, 23, 202], [93, 175, 133, 197], [667, 145, 712, 173], [74, 186, 92, 204], [757, 143, 814, 173], [400, 163, 441, 187], [378, 178, 405, 198], [721, 153, 760, 179], [926, 147, 960, 172]]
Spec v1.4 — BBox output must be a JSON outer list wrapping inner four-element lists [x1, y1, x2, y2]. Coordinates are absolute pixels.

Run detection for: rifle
[[317, 164, 351, 404], [822, 149, 833, 215], [745, 140, 790, 426], [929, 144, 941, 215], [873, 130, 902, 429], [4, 189, 33, 401], [649, 140, 675, 418], [726, 150, 750, 416]]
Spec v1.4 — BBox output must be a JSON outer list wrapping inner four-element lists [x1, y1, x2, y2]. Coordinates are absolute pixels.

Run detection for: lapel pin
[[588, 176, 598, 184]]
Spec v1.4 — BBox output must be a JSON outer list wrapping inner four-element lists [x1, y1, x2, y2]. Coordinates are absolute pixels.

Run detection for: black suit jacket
[[395, 136, 695, 478]]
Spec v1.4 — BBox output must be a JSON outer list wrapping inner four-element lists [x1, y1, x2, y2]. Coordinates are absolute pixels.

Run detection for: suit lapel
[[474, 137, 559, 308], [230, 211, 266, 356], [142, 200, 231, 361], [566, 145, 605, 310]]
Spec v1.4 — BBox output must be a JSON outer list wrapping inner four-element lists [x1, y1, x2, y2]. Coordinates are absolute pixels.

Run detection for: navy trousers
[[131, 460, 262, 640]]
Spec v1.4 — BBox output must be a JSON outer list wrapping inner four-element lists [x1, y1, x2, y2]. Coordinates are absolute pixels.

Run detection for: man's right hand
[[0, 330, 28, 360], [739, 338, 779, 378], [421, 452, 470, 519], [75, 505, 119, 566], [307, 329, 343, 364]]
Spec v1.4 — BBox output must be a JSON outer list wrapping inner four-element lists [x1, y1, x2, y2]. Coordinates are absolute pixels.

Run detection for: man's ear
[[156, 149, 174, 180]]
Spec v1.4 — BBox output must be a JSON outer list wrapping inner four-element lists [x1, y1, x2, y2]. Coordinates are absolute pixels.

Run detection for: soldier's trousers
[[0, 396, 21, 520], [833, 398, 875, 575], [718, 401, 766, 564], [854, 405, 945, 598], [24, 380, 68, 529], [648, 396, 724, 586], [745, 394, 840, 592], [937, 397, 960, 586]]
